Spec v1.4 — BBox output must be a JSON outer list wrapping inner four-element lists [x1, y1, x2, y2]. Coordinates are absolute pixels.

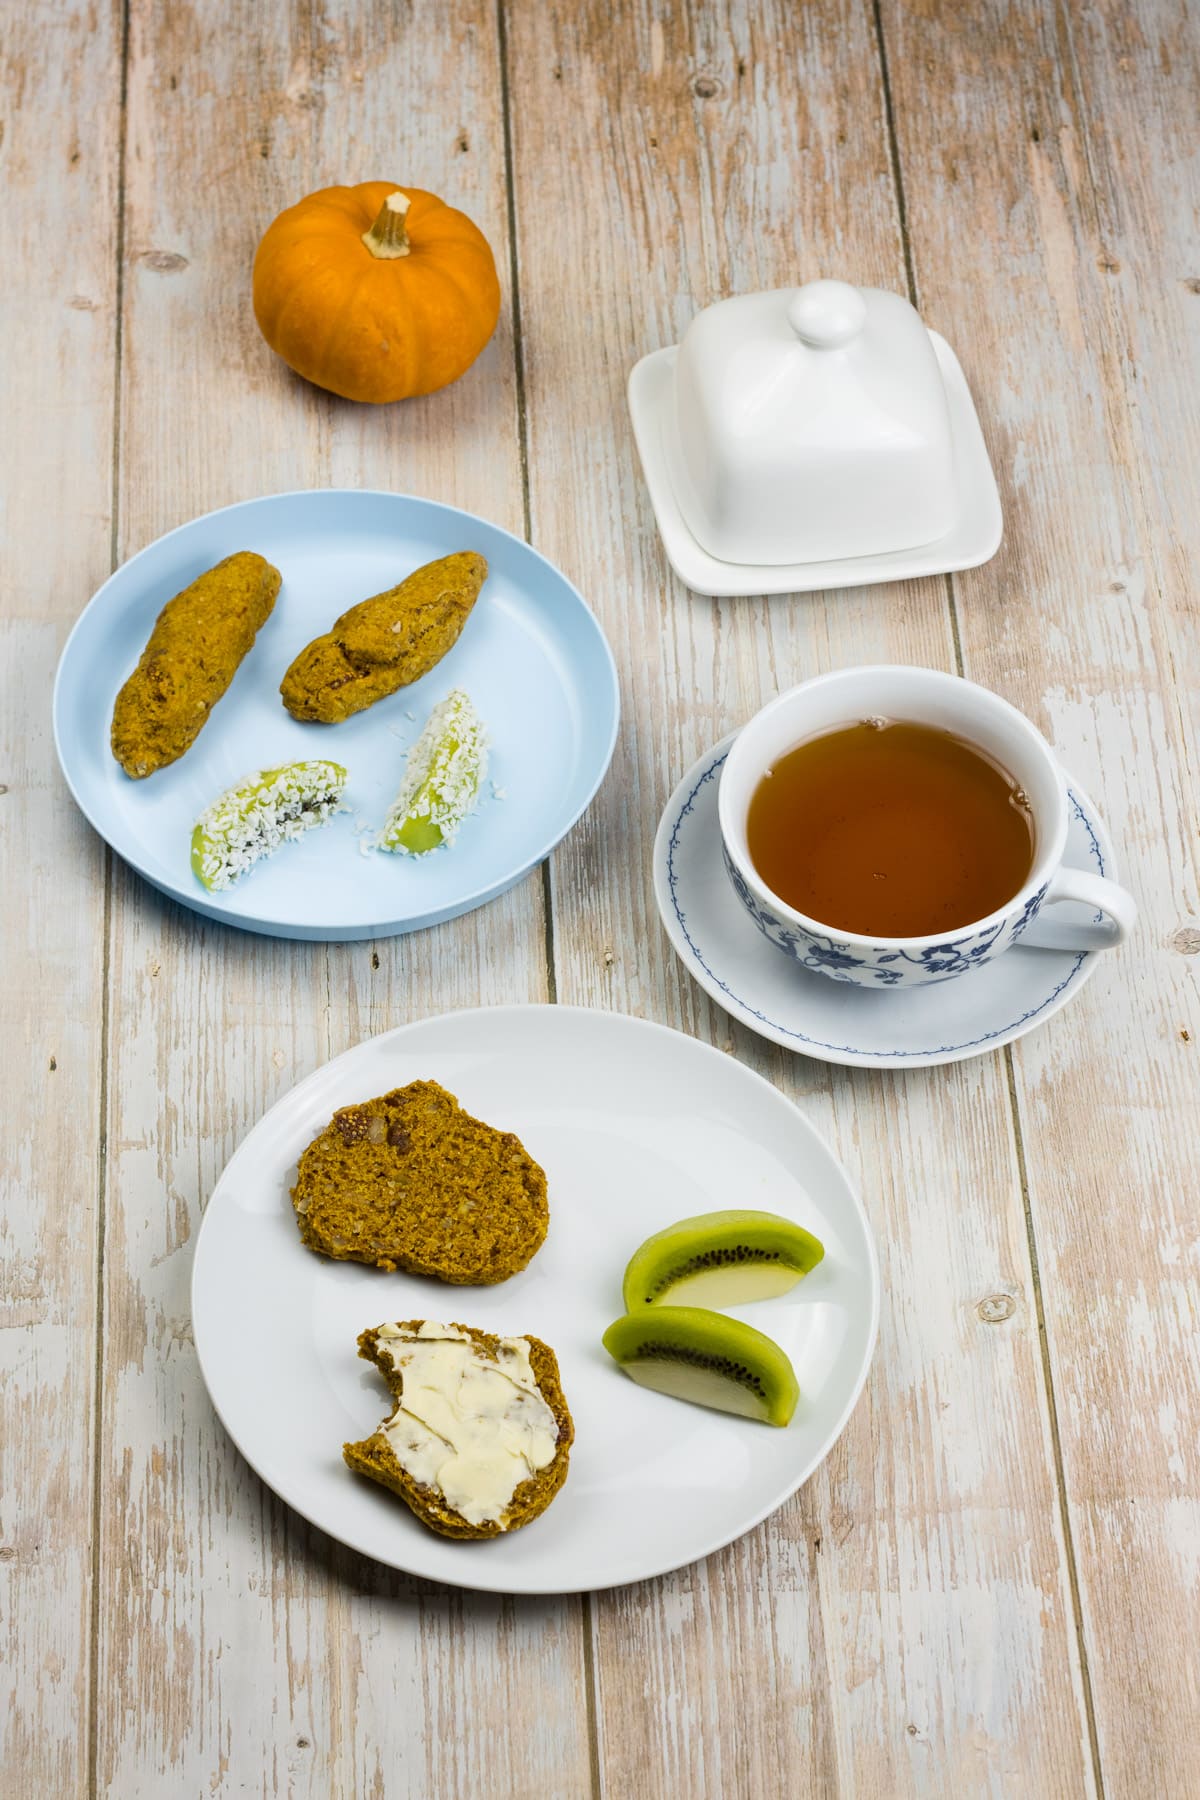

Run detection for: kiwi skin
[[622, 1209, 824, 1311], [602, 1305, 799, 1427]]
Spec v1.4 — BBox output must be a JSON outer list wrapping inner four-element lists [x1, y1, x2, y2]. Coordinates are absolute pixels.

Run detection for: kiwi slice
[[621, 1209, 824, 1310], [601, 1306, 799, 1427]]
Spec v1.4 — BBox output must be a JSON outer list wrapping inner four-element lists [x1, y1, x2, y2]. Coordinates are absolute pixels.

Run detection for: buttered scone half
[[344, 1321, 574, 1539]]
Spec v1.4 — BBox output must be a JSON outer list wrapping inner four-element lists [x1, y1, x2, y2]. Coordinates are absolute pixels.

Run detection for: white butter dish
[[628, 290, 1002, 598], [671, 280, 957, 564]]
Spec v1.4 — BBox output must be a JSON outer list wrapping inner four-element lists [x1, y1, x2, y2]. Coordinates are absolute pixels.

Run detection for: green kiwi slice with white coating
[[601, 1306, 799, 1427], [621, 1209, 824, 1310], [378, 688, 487, 855], [191, 759, 347, 891]]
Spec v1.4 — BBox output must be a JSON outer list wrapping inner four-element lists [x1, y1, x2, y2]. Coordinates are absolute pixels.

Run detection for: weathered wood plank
[[878, 0, 1200, 1790], [505, 0, 1093, 1792], [96, 3, 587, 1795], [0, 2, 121, 1792]]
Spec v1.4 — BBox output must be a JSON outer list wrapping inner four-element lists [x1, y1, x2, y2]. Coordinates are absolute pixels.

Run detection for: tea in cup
[[718, 666, 1136, 988]]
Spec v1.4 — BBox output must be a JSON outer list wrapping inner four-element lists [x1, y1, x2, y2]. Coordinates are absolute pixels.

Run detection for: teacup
[[718, 665, 1136, 989]]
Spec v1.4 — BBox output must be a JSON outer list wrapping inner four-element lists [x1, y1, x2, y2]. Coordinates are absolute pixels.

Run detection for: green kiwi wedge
[[601, 1306, 799, 1427], [621, 1209, 824, 1310]]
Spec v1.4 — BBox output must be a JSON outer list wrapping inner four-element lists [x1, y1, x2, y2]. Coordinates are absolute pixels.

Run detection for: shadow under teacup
[[718, 666, 1136, 989]]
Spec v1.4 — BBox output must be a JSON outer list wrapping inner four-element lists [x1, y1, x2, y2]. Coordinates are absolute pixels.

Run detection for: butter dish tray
[[628, 334, 1003, 597]]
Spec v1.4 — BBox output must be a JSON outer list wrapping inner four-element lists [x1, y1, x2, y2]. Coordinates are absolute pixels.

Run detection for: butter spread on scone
[[371, 1322, 558, 1527]]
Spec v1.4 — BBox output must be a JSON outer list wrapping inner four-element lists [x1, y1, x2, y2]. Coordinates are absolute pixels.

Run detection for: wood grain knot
[[977, 1294, 1016, 1323], [1170, 927, 1200, 955], [693, 75, 721, 99], [138, 250, 189, 274]]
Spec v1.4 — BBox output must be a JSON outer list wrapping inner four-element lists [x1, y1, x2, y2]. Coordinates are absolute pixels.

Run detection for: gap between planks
[[868, 0, 966, 683], [88, 1, 132, 1794], [498, 0, 593, 1781], [495, 0, 560, 1009], [1003, 1046, 1107, 1798]]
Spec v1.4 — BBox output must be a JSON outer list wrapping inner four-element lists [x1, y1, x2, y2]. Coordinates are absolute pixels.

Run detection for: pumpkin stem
[[363, 190, 412, 259]]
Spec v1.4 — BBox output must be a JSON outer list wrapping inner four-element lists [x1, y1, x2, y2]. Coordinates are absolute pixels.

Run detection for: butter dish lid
[[667, 279, 958, 567]]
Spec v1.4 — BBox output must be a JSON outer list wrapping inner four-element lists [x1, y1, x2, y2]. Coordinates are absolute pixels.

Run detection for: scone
[[279, 552, 486, 723], [111, 550, 281, 777], [343, 1320, 573, 1538], [291, 1079, 548, 1281]]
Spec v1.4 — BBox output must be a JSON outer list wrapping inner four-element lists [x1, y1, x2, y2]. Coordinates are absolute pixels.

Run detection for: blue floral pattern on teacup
[[722, 844, 1049, 988]]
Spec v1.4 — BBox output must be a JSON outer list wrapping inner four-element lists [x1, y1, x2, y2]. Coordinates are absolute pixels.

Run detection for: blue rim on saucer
[[652, 735, 1116, 1069], [53, 490, 620, 941]]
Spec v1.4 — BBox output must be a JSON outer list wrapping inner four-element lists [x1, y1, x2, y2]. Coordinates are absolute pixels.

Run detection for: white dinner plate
[[53, 490, 619, 940], [191, 1005, 879, 1593]]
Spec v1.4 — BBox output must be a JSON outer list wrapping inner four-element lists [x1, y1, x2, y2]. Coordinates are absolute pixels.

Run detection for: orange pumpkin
[[252, 182, 501, 403]]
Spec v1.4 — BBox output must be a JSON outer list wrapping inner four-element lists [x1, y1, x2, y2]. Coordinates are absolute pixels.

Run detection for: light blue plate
[[53, 490, 619, 940]]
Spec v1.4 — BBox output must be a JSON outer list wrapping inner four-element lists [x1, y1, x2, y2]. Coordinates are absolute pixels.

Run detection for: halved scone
[[291, 1080, 548, 1282]]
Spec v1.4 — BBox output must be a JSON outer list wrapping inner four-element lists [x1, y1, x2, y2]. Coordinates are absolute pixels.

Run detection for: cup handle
[[1018, 866, 1137, 952]]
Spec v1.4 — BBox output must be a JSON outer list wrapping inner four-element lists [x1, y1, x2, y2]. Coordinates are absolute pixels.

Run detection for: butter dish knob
[[787, 279, 867, 349]]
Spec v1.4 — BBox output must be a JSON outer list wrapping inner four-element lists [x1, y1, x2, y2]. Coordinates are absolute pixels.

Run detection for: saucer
[[628, 335, 1003, 597], [652, 736, 1116, 1069]]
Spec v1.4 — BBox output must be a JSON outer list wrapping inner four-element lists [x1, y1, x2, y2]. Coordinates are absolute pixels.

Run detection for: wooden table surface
[[4, 2, 1198, 1795]]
